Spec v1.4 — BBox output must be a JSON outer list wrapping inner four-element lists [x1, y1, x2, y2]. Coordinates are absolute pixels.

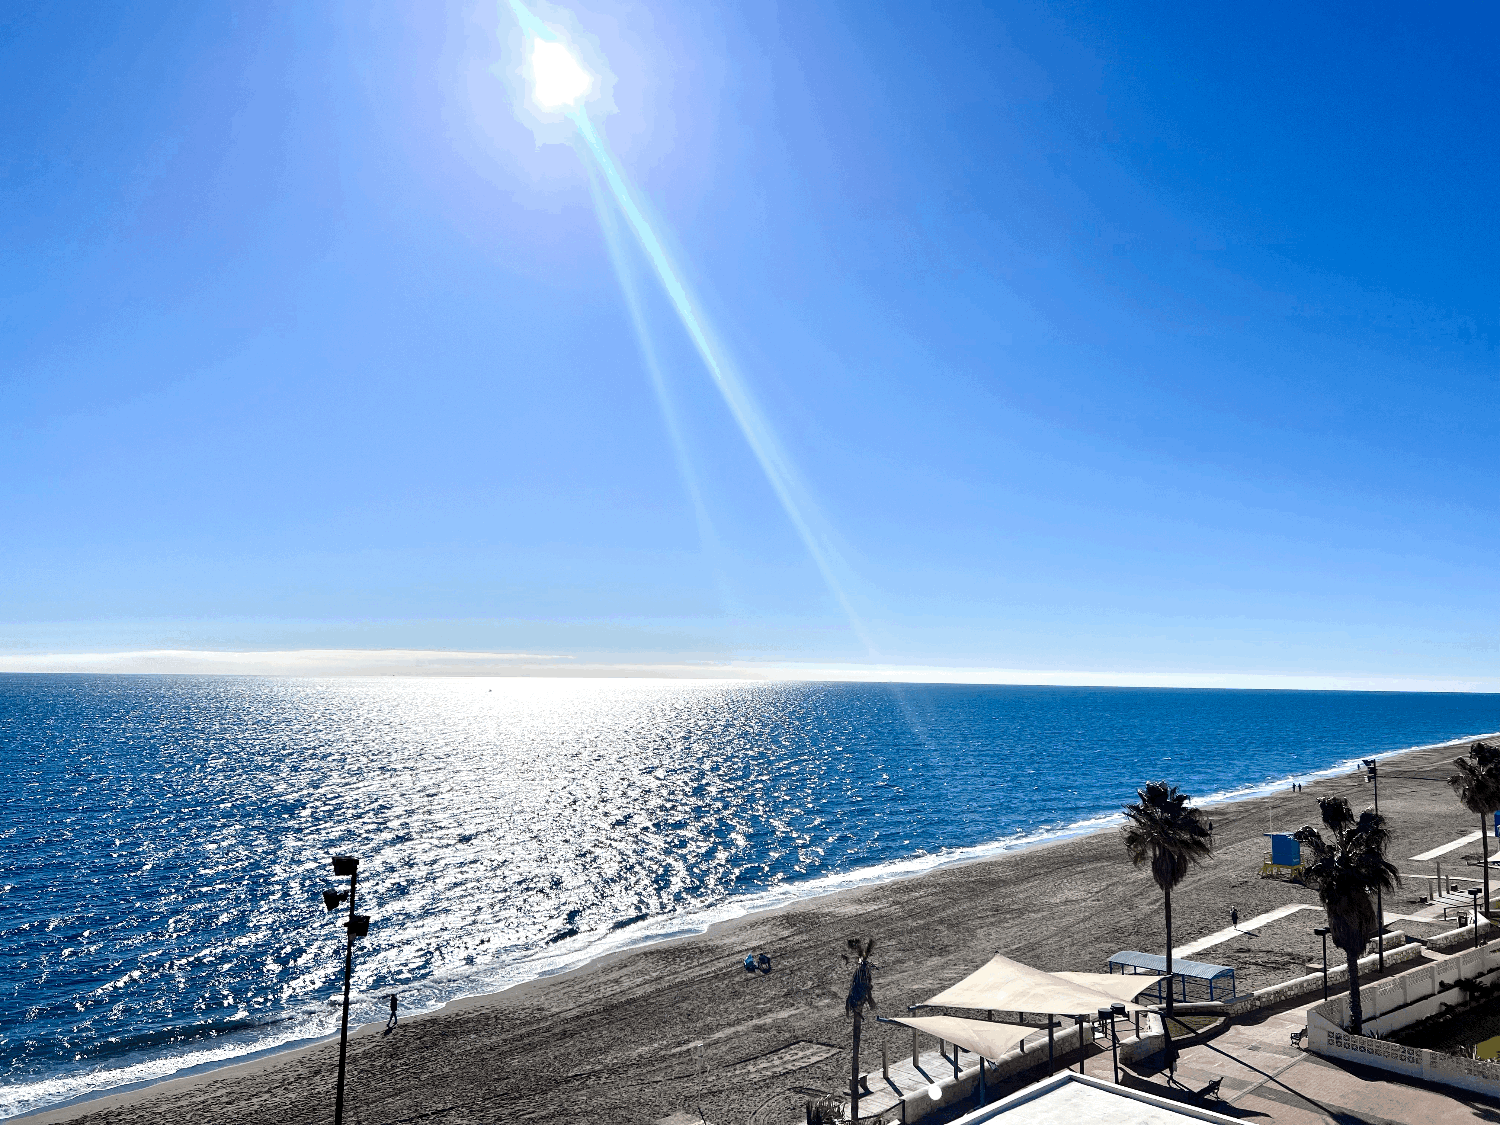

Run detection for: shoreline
[[11, 726, 1499, 1124]]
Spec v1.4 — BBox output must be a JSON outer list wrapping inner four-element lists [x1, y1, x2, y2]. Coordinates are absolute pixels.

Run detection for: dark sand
[[21, 732, 1499, 1125]]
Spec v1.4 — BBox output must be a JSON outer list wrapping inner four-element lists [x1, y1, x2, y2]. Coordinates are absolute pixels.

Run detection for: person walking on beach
[[387, 995, 398, 1030]]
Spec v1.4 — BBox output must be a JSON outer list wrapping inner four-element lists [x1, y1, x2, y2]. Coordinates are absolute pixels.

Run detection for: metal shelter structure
[[1107, 950, 1237, 1002]]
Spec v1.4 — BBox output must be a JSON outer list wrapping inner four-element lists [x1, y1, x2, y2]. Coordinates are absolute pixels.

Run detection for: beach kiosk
[[1261, 833, 1303, 879]]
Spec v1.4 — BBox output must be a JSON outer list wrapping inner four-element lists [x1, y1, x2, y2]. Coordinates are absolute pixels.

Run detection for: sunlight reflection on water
[[3, 674, 1496, 1117]]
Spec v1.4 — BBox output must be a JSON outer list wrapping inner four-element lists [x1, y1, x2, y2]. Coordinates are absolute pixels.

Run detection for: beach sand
[[21, 733, 1499, 1125]]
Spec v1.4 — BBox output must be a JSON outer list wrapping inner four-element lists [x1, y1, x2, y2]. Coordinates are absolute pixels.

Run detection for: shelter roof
[[1107, 951, 1235, 981], [921, 954, 1148, 1017], [887, 1014, 1042, 1062]]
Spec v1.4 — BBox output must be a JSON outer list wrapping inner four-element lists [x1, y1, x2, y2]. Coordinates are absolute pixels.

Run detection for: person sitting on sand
[[743, 954, 757, 972], [757, 952, 771, 973]]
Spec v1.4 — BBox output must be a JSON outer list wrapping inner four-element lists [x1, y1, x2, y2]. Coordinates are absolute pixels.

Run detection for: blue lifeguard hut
[[1262, 833, 1303, 878]]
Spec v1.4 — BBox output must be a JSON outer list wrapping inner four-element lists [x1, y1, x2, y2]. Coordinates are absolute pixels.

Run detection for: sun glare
[[531, 39, 592, 110]]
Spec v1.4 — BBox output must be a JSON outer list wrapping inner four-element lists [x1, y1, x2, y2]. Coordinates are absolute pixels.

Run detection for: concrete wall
[[1305, 942, 1500, 1098], [1119, 1013, 1166, 1065], [882, 1020, 1115, 1123], [1426, 916, 1494, 953], [1223, 939, 1425, 1016]]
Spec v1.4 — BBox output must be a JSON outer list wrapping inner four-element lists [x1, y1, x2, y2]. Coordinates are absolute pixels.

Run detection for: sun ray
[[501, 0, 874, 651], [571, 112, 874, 649], [584, 158, 741, 614]]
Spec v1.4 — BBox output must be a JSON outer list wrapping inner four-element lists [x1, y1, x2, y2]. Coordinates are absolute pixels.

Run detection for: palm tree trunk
[[1346, 947, 1363, 1036], [1163, 885, 1174, 1021], [1482, 814, 1492, 923], [850, 1010, 862, 1124]]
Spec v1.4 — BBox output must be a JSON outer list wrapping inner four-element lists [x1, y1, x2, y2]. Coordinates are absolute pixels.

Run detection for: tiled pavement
[[1117, 995, 1500, 1125]]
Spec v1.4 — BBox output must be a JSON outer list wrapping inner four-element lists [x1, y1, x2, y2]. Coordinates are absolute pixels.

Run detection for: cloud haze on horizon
[[1, 649, 1496, 695], [2, 2, 1496, 684]]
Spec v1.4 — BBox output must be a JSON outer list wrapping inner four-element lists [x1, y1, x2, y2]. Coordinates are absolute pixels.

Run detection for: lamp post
[[1470, 887, 1482, 949], [1363, 759, 1384, 973], [1314, 926, 1331, 1000], [324, 855, 371, 1125]]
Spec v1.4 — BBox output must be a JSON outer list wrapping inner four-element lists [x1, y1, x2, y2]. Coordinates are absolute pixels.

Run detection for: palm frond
[[1296, 808, 1400, 957], [1318, 796, 1355, 835], [1120, 780, 1213, 893], [1450, 742, 1500, 816], [844, 936, 876, 1017]]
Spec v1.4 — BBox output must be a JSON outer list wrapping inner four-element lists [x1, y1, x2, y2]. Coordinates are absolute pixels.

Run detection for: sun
[[530, 38, 592, 110]]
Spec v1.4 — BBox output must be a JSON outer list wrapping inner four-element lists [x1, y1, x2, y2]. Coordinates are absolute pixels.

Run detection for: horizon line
[[0, 648, 1495, 693]]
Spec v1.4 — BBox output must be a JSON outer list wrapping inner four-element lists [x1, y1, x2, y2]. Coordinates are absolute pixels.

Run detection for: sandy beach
[[20, 732, 1500, 1125]]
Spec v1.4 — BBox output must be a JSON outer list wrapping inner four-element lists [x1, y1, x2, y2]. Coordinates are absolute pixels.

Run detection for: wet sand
[[21, 732, 1499, 1125]]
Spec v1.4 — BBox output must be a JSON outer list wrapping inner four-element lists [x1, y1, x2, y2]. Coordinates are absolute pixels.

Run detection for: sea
[[3, 674, 1498, 1118]]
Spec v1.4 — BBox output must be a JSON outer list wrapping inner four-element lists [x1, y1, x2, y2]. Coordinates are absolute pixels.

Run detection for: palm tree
[[1449, 741, 1500, 922], [844, 937, 875, 1124], [1121, 782, 1214, 1023], [1294, 796, 1399, 1035]]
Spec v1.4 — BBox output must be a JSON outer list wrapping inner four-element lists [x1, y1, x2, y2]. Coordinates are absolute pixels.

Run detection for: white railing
[[1305, 941, 1500, 1096]]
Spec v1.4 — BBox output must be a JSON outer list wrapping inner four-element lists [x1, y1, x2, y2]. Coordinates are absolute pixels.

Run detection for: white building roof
[[948, 1072, 1243, 1125]]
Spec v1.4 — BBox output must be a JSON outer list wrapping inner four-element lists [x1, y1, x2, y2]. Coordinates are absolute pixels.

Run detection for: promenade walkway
[[1174, 904, 1320, 959], [1123, 954, 1500, 1124]]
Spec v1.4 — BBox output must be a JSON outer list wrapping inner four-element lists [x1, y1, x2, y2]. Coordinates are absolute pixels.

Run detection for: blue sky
[[2, 1, 1496, 686]]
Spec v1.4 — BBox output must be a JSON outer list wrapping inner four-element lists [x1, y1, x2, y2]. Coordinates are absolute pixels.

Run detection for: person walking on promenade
[[1230, 908, 1239, 929]]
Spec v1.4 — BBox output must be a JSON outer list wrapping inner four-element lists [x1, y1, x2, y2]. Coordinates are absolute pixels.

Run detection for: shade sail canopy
[[888, 1014, 1043, 1062], [921, 954, 1148, 1017], [1053, 971, 1162, 1005]]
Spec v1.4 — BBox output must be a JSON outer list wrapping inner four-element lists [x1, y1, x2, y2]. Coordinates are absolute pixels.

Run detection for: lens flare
[[503, 0, 873, 650], [531, 39, 591, 109]]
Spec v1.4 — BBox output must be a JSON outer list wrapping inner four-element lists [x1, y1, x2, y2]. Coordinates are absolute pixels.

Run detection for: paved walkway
[[1174, 905, 1321, 959], [1412, 831, 1485, 861], [1123, 975, 1500, 1123]]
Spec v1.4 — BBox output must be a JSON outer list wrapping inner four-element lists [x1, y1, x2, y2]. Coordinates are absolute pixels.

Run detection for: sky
[[2, 1, 1497, 688]]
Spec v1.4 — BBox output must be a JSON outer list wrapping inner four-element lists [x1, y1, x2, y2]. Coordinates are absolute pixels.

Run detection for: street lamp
[[324, 855, 371, 1125], [1470, 888, 1482, 949], [1314, 926, 1331, 1000]]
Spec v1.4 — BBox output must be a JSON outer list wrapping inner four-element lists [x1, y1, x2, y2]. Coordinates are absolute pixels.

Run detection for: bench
[[1290, 1028, 1306, 1049], [1197, 1077, 1223, 1100]]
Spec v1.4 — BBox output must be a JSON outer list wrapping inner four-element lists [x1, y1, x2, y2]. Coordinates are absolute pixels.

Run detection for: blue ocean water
[[2, 674, 1497, 1117]]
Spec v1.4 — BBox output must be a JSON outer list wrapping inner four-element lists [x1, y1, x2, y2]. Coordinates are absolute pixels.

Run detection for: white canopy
[[1053, 971, 1162, 1006], [921, 954, 1149, 1017], [888, 1014, 1042, 1062]]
